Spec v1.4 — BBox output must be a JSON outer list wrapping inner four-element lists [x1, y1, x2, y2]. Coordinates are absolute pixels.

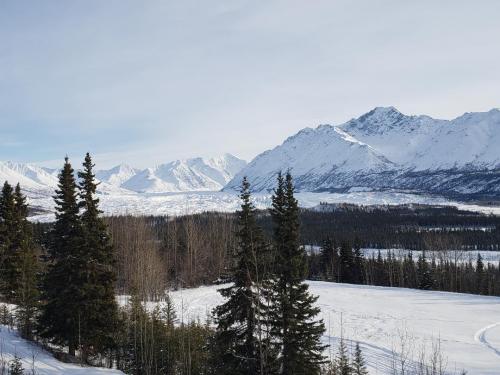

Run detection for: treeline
[[31, 206, 500, 293], [291, 205, 500, 251], [308, 240, 500, 296]]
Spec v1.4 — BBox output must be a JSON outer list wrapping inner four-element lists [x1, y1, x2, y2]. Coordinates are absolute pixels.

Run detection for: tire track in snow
[[474, 322, 500, 356]]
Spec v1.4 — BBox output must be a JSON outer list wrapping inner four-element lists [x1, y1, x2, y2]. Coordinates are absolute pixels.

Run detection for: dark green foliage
[[269, 172, 326, 374], [320, 238, 339, 281], [0, 182, 39, 337], [417, 251, 434, 290], [318, 241, 363, 285], [77, 153, 119, 357], [213, 177, 275, 375], [12, 184, 39, 339], [39, 157, 84, 356], [475, 253, 487, 294], [0, 181, 16, 300]]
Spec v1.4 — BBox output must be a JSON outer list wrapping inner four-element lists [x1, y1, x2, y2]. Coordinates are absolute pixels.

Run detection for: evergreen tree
[[351, 343, 368, 375], [339, 242, 355, 283], [77, 153, 119, 358], [336, 338, 351, 375], [213, 177, 274, 375], [0, 181, 16, 300], [9, 355, 24, 375], [269, 172, 326, 374], [352, 244, 363, 284], [39, 157, 84, 356], [476, 253, 486, 294], [417, 251, 433, 290], [320, 238, 338, 281], [12, 184, 39, 339]]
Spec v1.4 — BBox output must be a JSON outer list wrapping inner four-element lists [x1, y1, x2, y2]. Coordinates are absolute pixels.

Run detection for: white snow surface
[[142, 282, 500, 375], [0, 324, 123, 374]]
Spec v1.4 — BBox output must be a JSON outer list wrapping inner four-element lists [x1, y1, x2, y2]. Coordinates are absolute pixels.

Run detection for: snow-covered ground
[[150, 282, 500, 375], [0, 325, 123, 374], [28, 190, 500, 222]]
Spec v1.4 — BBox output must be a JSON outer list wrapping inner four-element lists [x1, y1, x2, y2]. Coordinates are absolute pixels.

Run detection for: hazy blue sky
[[1, 0, 499, 168]]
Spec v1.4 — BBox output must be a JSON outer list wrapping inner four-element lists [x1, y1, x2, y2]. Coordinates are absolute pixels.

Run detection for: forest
[[31, 200, 500, 297]]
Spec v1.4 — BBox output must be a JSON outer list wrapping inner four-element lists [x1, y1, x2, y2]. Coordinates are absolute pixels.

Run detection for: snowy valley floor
[[157, 282, 500, 375], [28, 190, 500, 222]]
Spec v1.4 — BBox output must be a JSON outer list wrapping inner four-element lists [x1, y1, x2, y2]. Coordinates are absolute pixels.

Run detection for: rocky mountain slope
[[225, 107, 500, 199]]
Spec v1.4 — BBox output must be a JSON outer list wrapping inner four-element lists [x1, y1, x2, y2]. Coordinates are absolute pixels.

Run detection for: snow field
[[149, 282, 500, 374]]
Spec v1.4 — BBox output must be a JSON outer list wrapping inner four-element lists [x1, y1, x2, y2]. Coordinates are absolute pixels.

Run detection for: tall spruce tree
[[476, 253, 486, 294], [352, 343, 368, 375], [77, 152, 119, 358], [213, 177, 275, 375], [336, 338, 351, 375], [39, 157, 84, 356], [417, 251, 433, 290], [0, 181, 16, 300], [13, 184, 39, 339], [320, 238, 338, 282], [270, 172, 326, 374]]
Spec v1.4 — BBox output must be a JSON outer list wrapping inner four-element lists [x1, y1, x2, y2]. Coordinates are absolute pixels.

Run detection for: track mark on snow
[[474, 322, 500, 356]]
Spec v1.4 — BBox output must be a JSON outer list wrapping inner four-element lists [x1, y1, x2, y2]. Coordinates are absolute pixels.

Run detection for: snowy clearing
[[142, 282, 500, 375], [0, 325, 123, 374]]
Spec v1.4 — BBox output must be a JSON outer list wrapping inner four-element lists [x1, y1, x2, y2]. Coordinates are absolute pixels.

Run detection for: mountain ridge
[[0, 154, 247, 195], [225, 107, 500, 199]]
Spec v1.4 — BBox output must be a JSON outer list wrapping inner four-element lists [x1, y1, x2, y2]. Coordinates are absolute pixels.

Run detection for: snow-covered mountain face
[[226, 108, 500, 199], [102, 154, 246, 193], [0, 161, 58, 192], [0, 154, 246, 196]]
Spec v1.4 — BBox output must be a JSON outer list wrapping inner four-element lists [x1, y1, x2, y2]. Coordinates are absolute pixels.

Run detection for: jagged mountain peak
[[225, 107, 500, 196]]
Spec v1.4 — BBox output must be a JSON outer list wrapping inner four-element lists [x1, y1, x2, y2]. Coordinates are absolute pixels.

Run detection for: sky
[[1, 0, 499, 169]]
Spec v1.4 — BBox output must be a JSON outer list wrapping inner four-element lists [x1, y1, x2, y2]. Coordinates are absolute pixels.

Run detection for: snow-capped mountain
[[341, 107, 500, 170], [99, 154, 246, 193], [0, 161, 58, 192], [225, 107, 500, 198], [0, 154, 246, 196], [95, 164, 139, 187]]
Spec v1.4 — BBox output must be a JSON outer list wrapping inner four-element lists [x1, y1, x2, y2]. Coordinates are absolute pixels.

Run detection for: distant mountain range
[[4, 107, 500, 202], [0, 154, 247, 194], [226, 107, 500, 200]]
